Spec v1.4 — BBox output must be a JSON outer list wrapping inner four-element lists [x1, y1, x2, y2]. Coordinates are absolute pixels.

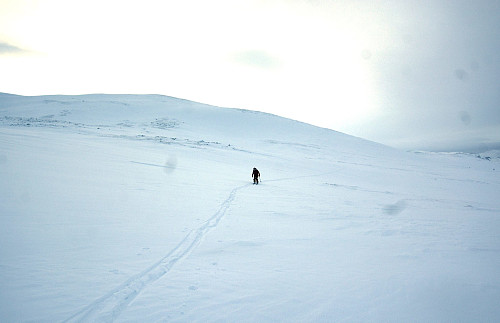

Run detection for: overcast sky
[[1, 0, 499, 152]]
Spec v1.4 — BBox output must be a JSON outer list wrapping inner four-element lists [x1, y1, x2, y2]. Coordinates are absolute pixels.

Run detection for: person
[[252, 167, 260, 184]]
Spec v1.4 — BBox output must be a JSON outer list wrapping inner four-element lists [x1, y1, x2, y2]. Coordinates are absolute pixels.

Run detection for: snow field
[[1, 93, 499, 322]]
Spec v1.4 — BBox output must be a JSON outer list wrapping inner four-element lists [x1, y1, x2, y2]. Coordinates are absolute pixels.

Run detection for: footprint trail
[[63, 184, 248, 322]]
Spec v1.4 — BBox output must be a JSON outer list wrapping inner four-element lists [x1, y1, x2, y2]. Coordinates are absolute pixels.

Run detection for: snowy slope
[[1, 93, 499, 322]]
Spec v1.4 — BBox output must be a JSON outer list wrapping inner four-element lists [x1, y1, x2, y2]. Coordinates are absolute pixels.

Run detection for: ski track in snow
[[63, 184, 249, 323]]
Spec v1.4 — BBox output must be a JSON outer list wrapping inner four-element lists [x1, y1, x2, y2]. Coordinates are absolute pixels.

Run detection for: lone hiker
[[252, 167, 260, 184]]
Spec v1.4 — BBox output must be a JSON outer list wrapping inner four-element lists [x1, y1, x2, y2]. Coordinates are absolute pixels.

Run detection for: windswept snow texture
[[1, 93, 499, 322]]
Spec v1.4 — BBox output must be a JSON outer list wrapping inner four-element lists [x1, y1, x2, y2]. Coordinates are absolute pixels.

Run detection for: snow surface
[[1, 93, 499, 322]]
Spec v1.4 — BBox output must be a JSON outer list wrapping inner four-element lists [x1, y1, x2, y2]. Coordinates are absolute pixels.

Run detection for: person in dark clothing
[[252, 167, 260, 184]]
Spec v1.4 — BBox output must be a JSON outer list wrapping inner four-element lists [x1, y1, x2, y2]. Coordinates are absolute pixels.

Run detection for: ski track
[[63, 184, 249, 323]]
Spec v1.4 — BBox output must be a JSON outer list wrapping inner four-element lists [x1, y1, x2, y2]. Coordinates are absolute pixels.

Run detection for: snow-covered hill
[[1, 93, 499, 322]]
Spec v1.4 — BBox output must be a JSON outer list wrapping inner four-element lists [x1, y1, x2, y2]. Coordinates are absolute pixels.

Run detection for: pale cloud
[[0, 41, 28, 55], [231, 50, 282, 70]]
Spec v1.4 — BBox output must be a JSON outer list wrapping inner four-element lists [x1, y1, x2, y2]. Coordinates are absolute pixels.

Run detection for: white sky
[[1, 0, 500, 152]]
